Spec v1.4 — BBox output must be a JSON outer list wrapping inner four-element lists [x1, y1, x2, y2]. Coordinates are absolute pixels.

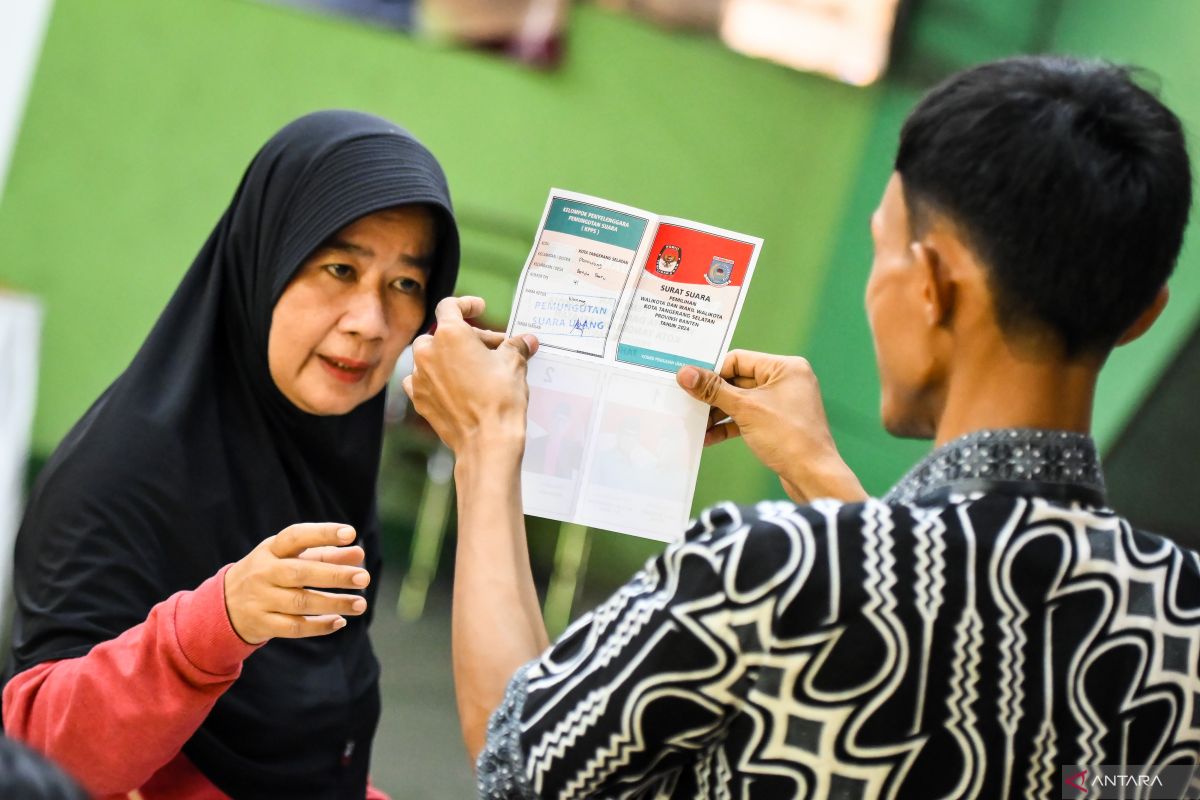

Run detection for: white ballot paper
[[507, 189, 762, 541]]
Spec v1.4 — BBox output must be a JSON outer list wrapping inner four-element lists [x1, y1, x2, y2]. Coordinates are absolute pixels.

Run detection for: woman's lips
[[318, 355, 370, 384]]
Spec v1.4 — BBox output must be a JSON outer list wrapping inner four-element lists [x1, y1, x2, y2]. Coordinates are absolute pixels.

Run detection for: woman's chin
[[288, 387, 368, 417]]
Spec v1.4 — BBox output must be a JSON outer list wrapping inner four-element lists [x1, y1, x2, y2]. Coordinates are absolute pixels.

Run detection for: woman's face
[[268, 205, 435, 416]]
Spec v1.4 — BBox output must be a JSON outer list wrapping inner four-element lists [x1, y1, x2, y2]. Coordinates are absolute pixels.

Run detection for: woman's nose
[[339, 289, 388, 340]]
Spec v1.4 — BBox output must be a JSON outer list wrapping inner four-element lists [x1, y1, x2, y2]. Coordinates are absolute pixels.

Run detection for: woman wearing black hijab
[[1, 110, 459, 799]]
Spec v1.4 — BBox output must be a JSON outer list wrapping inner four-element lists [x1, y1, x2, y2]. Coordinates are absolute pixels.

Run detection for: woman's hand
[[403, 296, 538, 463], [677, 350, 867, 504], [223, 522, 371, 645]]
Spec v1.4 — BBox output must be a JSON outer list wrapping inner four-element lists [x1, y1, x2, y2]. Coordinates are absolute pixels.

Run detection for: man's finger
[[474, 329, 507, 349], [268, 523, 355, 558], [435, 295, 484, 326], [501, 334, 539, 361], [719, 349, 778, 383], [411, 333, 434, 355], [729, 376, 757, 390], [459, 295, 486, 319], [402, 374, 415, 400], [704, 419, 742, 447], [677, 365, 742, 411]]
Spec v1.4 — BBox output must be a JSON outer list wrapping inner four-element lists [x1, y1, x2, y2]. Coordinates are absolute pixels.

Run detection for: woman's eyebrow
[[321, 237, 372, 257], [402, 253, 435, 271], [318, 238, 433, 270]]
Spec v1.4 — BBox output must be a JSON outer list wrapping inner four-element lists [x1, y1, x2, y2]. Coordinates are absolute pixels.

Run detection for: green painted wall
[[1051, 0, 1200, 447], [0, 0, 883, 575], [802, 0, 1200, 495], [0, 0, 876, 518], [3, 0, 1199, 577], [800, 86, 929, 495]]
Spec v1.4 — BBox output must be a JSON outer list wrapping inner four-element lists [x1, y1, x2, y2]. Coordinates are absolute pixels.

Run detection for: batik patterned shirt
[[478, 429, 1200, 798]]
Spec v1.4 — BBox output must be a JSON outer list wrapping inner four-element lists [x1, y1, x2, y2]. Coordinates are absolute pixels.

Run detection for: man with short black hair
[[407, 55, 1198, 798]]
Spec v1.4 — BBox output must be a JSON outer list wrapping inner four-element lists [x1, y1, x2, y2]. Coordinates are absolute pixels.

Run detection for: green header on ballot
[[544, 197, 648, 251]]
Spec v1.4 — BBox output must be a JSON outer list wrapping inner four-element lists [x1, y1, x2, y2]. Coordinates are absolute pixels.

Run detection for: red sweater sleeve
[[2, 565, 260, 796]]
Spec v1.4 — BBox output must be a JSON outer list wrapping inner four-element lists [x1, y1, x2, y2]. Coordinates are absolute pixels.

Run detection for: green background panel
[[1051, 0, 1200, 447], [3, 0, 1200, 579], [0, 0, 876, 525], [802, 0, 1200, 495]]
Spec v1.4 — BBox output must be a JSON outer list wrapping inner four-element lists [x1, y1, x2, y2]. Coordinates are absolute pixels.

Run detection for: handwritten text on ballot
[[510, 198, 649, 357]]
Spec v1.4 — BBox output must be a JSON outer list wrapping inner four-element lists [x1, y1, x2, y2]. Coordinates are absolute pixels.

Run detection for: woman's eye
[[325, 263, 355, 280], [392, 277, 426, 296]]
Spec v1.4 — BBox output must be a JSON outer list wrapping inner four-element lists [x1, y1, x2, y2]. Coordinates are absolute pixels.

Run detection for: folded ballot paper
[[507, 189, 761, 541]]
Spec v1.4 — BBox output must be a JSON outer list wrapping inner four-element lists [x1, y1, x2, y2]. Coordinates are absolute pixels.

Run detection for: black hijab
[[4, 110, 459, 798]]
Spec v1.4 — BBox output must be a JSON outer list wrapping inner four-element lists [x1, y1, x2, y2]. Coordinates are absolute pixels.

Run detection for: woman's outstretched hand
[[403, 296, 538, 461], [223, 522, 371, 645]]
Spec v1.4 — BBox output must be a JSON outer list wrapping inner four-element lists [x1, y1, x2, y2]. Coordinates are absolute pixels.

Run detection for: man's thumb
[[677, 365, 737, 408], [502, 333, 539, 360]]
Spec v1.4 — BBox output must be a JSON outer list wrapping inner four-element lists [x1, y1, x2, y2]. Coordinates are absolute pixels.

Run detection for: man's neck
[[932, 341, 1100, 446]]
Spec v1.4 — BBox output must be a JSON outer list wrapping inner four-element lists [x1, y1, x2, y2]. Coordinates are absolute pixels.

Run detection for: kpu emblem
[[654, 245, 682, 276]]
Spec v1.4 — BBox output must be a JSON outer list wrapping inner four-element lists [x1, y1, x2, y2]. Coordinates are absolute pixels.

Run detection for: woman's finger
[[272, 558, 370, 590], [271, 587, 367, 617], [296, 545, 365, 566], [262, 612, 348, 639], [268, 523, 355, 558]]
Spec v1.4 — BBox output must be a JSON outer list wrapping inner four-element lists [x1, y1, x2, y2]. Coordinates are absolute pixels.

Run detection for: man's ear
[[911, 240, 954, 327], [1117, 285, 1169, 346]]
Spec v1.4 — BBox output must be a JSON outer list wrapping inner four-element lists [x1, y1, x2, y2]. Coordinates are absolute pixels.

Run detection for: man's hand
[[224, 523, 371, 645], [403, 296, 538, 462], [677, 350, 867, 504], [405, 297, 549, 760]]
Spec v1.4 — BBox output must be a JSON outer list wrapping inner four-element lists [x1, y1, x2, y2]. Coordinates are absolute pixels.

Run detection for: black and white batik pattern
[[884, 429, 1105, 506], [479, 435, 1200, 799]]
